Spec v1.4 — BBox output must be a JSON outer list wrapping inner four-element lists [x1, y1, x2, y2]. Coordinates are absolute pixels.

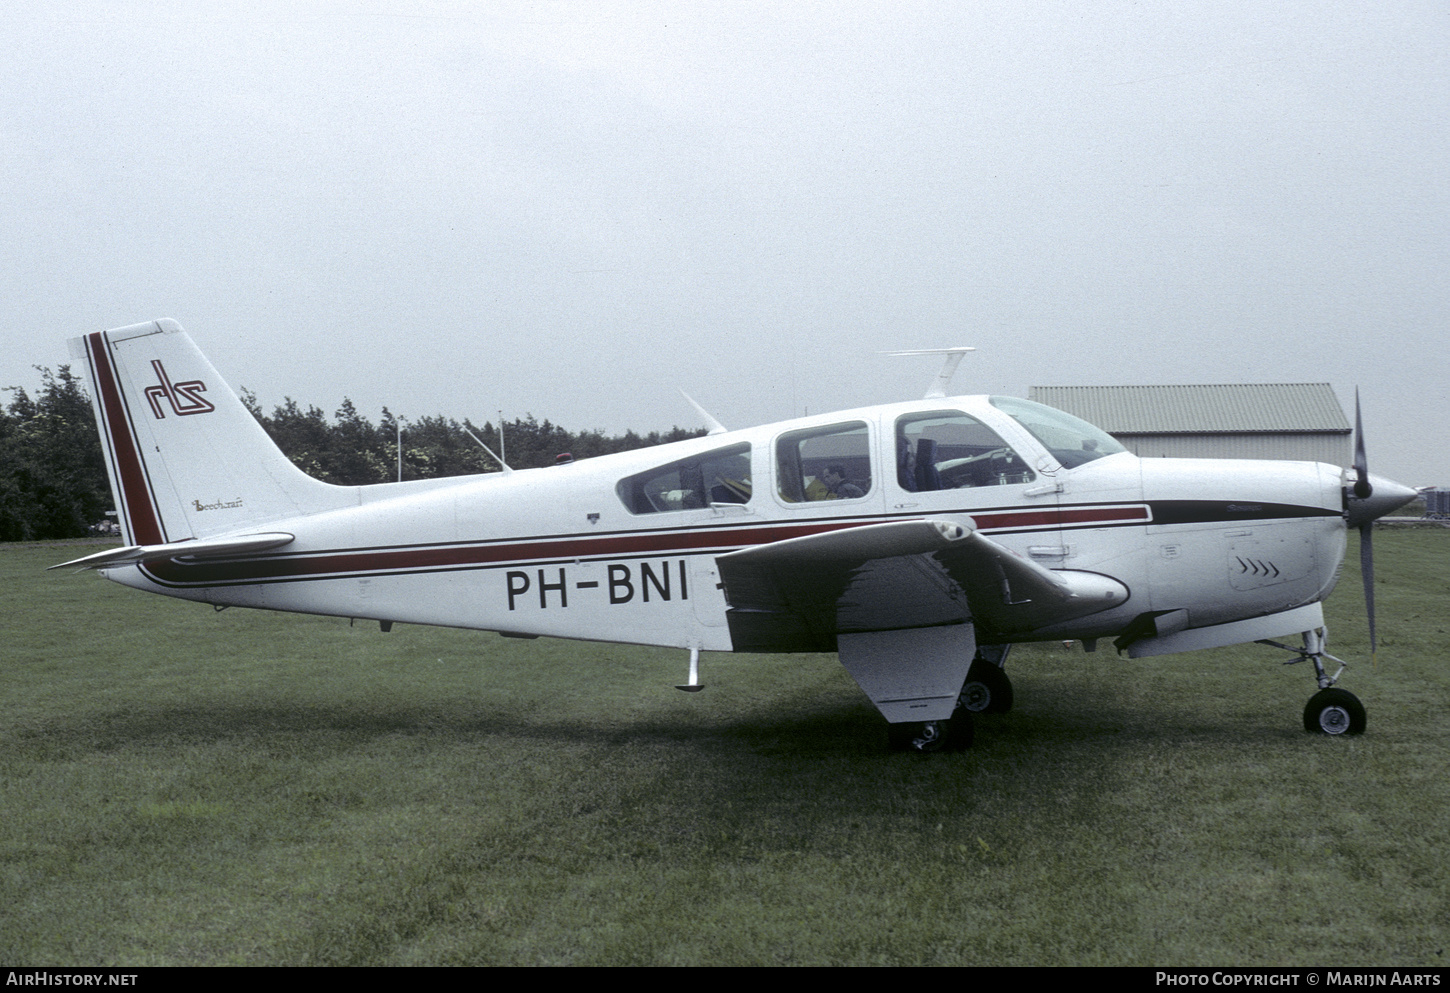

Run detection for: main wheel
[[888, 712, 975, 752], [960, 659, 1013, 714], [1303, 688, 1366, 736]]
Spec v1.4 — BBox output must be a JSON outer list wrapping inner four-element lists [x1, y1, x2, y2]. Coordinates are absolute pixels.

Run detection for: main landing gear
[[888, 710, 975, 753], [959, 656, 1013, 715], [1259, 627, 1366, 737], [888, 647, 1013, 752]]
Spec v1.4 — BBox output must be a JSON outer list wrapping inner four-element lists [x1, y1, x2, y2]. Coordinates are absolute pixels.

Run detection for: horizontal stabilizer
[[49, 532, 295, 571]]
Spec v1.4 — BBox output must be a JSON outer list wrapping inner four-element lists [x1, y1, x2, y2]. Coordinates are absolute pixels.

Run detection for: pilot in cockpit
[[819, 464, 865, 500]]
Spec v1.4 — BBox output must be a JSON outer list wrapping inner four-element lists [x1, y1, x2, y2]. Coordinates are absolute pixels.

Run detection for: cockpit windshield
[[988, 396, 1127, 469]]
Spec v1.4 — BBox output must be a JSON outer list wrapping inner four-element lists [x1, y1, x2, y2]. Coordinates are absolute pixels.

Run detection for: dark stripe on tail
[[86, 331, 165, 544]]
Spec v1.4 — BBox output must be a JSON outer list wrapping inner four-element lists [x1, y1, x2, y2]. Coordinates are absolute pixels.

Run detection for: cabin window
[[988, 397, 1126, 469], [896, 411, 1034, 490], [616, 443, 752, 514], [776, 422, 872, 503]]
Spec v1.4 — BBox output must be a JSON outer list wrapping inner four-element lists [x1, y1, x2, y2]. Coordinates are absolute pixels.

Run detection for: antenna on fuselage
[[882, 347, 976, 399], [464, 427, 514, 474], [680, 390, 728, 435]]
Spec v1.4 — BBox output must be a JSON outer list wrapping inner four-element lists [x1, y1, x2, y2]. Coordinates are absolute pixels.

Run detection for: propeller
[[1344, 390, 1418, 663], [1353, 390, 1373, 500], [1353, 390, 1376, 661]]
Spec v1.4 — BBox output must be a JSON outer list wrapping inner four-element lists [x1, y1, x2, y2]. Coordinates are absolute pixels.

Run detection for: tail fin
[[72, 319, 351, 545]]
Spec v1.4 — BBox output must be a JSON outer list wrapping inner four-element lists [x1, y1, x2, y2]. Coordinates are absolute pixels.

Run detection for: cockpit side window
[[776, 422, 872, 503], [896, 411, 1034, 491], [616, 443, 752, 514], [988, 397, 1127, 469]]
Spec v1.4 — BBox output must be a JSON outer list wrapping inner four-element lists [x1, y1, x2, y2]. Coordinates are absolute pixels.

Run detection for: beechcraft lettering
[[192, 497, 244, 512], [506, 560, 690, 610], [57, 321, 1421, 753]]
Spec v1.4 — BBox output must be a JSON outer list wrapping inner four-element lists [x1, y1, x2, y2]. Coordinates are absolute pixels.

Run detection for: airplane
[[54, 319, 1420, 752]]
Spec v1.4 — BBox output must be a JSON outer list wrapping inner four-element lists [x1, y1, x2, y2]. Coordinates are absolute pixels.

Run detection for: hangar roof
[[1028, 383, 1352, 436]]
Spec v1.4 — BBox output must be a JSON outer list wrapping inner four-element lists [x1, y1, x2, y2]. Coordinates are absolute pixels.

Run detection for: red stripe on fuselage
[[88, 332, 164, 545], [139, 504, 1154, 588], [142, 518, 863, 585]]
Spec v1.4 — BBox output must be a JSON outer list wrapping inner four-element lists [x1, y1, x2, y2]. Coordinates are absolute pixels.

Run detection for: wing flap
[[717, 520, 974, 650], [933, 531, 1129, 635], [50, 532, 295, 571], [716, 518, 1128, 650]]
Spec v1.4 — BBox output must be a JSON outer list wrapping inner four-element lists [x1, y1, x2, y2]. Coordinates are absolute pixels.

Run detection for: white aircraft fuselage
[[62, 320, 1416, 748], [87, 351, 1346, 651]]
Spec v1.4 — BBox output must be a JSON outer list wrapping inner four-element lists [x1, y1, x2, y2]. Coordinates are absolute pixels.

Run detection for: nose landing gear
[[1259, 627, 1366, 736]]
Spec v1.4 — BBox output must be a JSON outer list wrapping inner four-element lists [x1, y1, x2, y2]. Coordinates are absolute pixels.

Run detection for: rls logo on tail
[[144, 360, 214, 418]]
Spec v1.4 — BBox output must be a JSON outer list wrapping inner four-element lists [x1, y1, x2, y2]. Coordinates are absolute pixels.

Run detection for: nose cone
[[1346, 473, 1421, 528]]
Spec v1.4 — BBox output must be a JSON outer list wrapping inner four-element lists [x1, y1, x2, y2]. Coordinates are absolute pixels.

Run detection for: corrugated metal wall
[[1116, 433, 1351, 465]]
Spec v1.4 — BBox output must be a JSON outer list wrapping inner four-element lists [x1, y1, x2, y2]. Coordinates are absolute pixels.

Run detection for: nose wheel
[[1303, 687, 1366, 736]]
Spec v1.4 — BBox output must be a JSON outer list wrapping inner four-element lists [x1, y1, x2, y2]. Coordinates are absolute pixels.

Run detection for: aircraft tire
[[887, 712, 975, 753], [1303, 688, 1366, 736], [960, 660, 1013, 715]]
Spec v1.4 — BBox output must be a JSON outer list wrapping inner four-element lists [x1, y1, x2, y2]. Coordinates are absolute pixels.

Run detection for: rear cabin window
[[776, 422, 872, 503], [616, 443, 752, 514], [896, 411, 1034, 490]]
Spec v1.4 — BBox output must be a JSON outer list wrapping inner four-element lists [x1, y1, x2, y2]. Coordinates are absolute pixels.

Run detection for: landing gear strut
[[1259, 626, 1366, 736]]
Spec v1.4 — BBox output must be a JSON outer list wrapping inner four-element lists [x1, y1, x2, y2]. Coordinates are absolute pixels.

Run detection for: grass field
[[3, 530, 1448, 966]]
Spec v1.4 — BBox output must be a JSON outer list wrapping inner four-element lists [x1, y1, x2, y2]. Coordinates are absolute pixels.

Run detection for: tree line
[[1, 367, 705, 542]]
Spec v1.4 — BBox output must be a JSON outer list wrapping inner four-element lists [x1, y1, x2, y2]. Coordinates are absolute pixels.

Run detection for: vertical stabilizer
[[72, 320, 350, 544]]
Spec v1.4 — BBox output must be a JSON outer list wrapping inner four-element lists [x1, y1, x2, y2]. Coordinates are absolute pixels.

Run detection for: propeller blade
[[1353, 389, 1372, 500], [1360, 522, 1377, 665]]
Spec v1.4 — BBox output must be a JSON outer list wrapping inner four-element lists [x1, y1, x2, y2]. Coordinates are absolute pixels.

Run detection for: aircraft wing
[[49, 532, 296, 571], [716, 519, 1127, 651]]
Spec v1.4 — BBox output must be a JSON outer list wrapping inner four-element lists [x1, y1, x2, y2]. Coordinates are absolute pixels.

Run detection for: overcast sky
[[4, 1, 1446, 485]]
